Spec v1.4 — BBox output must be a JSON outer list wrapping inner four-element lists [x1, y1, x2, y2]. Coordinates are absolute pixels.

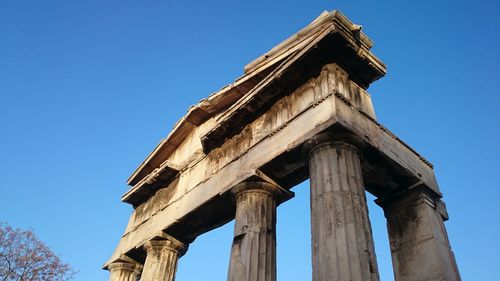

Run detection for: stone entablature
[[126, 63, 375, 230], [123, 10, 385, 202]]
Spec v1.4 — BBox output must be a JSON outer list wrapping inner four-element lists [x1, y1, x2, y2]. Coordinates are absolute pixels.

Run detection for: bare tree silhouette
[[0, 222, 75, 281]]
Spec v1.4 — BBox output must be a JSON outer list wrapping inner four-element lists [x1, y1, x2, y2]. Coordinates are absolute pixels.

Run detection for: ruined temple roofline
[[125, 10, 386, 190], [244, 10, 378, 74]]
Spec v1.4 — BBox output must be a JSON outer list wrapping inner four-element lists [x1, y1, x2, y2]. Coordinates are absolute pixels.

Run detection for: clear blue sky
[[1, 1, 499, 280]]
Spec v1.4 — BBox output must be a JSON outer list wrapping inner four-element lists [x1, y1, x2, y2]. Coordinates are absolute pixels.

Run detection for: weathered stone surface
[[141, 237, 186, 281], [227, 182, 291, 281], [307, 134, 379, 281], [377, 187, 461, 281], [108, 261, 139, 281]]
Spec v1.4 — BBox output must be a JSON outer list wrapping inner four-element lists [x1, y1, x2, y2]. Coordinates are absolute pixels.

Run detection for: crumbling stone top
[[125, 10, 386, 203]]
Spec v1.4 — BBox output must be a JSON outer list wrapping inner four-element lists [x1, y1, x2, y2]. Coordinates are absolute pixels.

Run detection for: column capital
[[144, 235, 187, 257], [303, 131, 365, 160], [376, 185, 450, 221], [141, 235, 186, 281], [376, 185, 441, 211], [231, 181, 293, 204], [108, 261, 136, 272], [107, 256, 142, 281], [106, 254, 141, 271]]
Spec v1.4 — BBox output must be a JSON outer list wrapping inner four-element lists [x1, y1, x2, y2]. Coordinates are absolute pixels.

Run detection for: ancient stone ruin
[[104, 10, 461, 281]]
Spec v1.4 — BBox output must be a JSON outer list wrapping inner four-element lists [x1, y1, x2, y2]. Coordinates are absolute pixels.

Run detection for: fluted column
[[377, 187, 461, 281], [141, 236, 187, 281], [306, 133, 379, 281], [227, 181, 288, 281], [108, 261, 139, 281]]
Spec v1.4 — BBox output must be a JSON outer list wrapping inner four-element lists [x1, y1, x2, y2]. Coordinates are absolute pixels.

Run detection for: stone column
[[377, 187, 461, 281], [227, 181, 288, 281], [306, 133, 379, 281], [141, 236, 187, 281], [108, 261, 140, 281]]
